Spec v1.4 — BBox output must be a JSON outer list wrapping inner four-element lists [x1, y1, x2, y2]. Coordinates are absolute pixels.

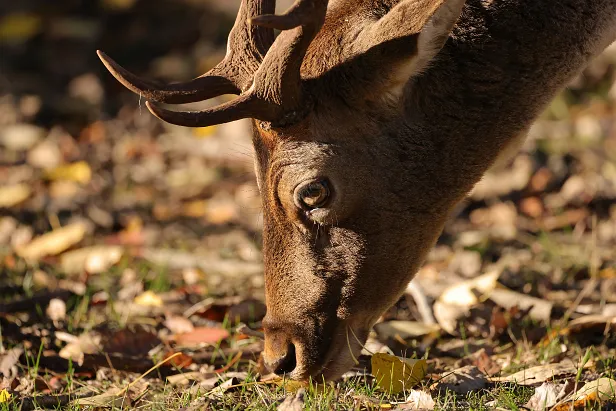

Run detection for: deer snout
[[262, 325, 298, 376]]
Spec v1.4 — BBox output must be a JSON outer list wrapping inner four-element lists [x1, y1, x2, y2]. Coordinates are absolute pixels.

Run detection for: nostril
[[274, 343, 296, 375]]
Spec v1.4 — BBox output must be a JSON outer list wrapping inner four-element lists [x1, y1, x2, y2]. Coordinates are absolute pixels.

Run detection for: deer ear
[[413, 0, 466, 74], [383, 0, 466, 97], [313, 0, 466, 107]]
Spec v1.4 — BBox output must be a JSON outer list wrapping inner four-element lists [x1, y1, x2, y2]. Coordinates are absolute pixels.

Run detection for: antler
[[98, 0, 328, 128]]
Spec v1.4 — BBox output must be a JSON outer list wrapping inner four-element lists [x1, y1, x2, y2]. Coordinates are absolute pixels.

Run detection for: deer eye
[[294, 179, 330, 210]]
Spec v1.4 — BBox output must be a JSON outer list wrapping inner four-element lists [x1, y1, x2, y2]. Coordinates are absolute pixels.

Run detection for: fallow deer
[[97, 0, 616, 381]]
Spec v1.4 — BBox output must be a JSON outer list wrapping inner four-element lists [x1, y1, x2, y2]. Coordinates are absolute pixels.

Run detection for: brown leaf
[[0, 184, 31, 208], [163, 315, 194, 335], [489, 361, 578, 385], [162, 351, 193, 369], [133, 291, 163, 307], [401, 389, 436, 410], [101, 327, 160, 356], [375, 321, 441, 341], [58, 332, 102, 366], [489, 288, 553, 323], [525, 382, 563, 410], [520, 197, 544, 218], [16, 223, 87, 260], [542, 315, 616, 346], [207, 377, 242, 399], [72, 387, 127, 408], [172, 327, 230, 347], [46, 298, 66, 322], [433, 366, 486, 394], [277, 388, 306, 411], [461, 348, 501, 376], [0, 348, 23, 378], [0, 123, 44, 150], [552, 378, 616, 410], [541, 209, 589, 231], [433, 270, 501, 335], [60, 246, 123, 275]]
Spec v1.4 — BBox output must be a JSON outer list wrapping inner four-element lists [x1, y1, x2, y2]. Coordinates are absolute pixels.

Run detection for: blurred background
[[1, 0, 615, 364]]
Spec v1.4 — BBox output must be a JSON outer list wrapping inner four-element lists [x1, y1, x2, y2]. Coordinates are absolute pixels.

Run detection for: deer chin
[[277, 320, 369, 382], [315, 324, 368, 382]]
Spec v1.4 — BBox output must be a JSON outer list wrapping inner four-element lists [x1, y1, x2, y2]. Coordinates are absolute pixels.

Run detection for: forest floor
[[1, 0, 616, 409]]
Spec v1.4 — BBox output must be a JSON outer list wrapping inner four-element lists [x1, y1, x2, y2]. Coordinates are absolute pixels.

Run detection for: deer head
[[97, 0, 493, 380]]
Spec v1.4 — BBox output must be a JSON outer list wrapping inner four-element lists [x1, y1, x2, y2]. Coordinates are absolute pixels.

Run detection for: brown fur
[[255, 0, 616, 380], [99, 0, 616, 381]]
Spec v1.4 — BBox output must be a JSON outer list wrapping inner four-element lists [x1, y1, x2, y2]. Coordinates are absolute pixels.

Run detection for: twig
[[405, 280, 436, 325], [235, 323, 264, 340], [215, 351, 243, 374], [118, 352, 182, 396]]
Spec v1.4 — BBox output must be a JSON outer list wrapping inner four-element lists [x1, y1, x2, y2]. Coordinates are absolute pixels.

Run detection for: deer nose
[[268, 342, 297, 375], [262, 325, 298, 375]]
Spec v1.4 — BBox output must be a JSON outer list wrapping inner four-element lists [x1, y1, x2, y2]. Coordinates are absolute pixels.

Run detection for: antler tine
[[149, 0, 329, 128], [97, 51, 239, 104], [97, 0, 275, 105]]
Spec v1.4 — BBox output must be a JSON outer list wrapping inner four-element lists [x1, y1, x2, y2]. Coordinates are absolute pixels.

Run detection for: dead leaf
[[207, 377, 242, 399], [133, 291, 163, 307], [542, 315, 616, 346], [0, 348, 23, 378], [59, 332, 101, 366], [60, 246, 123, 274], [0, 184, 31, 208], [277, 388, 306, 411], [561, 378, 616, 409], [489, 288, 553, 322], [172, 327, 230, 347], [371, 353, 427, 394], [403, 389, 436, 410], [166, 371, 214, 386], [101, 327, 160, 356], [28, 139, 62, 169], [374, 321, 441, 341], [162, 351, 193, 369], [525, 382, 562, 410], [45, 161, 92, 184], [520, 197, 544, 218], [433, 366, 486, 394], [163, 315, 194, 335], [489, 361, 577, 385], [541, 209, 589, 231], [16, 222, 87, 260], [73, 387, 127, 408], [448, 250, 482, 278], [468, 349, 501, 376], [433, 270, 501, 335], [46, 298, 66, 322], [351, 394, 390, 409]]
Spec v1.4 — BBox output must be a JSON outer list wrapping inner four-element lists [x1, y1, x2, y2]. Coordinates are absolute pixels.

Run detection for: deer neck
[[403, 0, 616, 191]]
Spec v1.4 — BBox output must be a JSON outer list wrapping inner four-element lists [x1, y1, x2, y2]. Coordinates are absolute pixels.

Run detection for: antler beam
[[98, 0, 328, 128]]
